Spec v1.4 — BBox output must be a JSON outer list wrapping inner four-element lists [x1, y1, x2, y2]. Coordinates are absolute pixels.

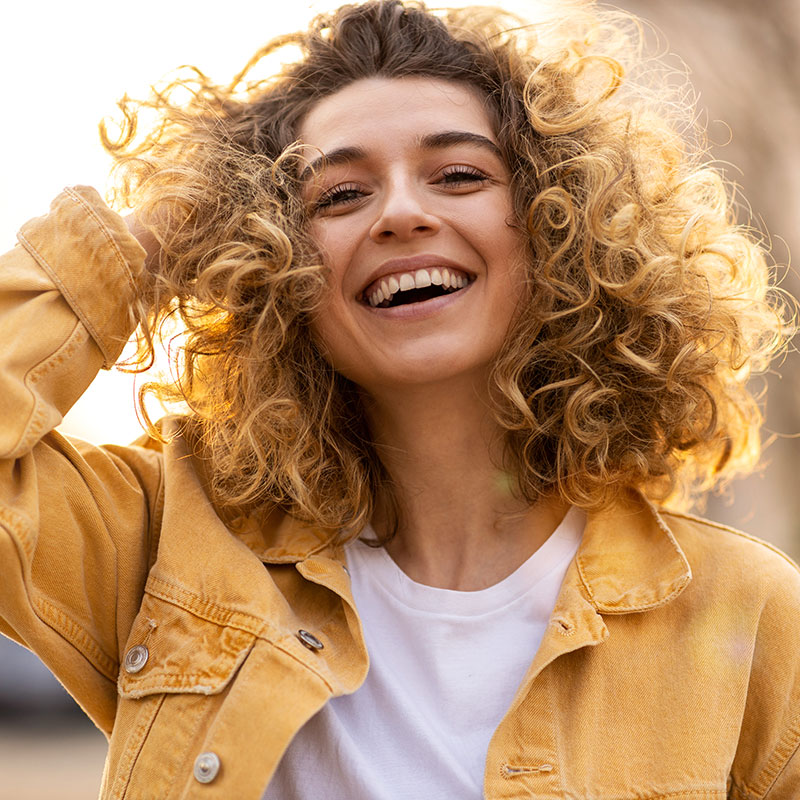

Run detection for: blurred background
[[1, 0, 798, 797]]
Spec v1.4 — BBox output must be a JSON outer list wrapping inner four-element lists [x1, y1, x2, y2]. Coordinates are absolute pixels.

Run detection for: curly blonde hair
[[103, 0, 791, 535]]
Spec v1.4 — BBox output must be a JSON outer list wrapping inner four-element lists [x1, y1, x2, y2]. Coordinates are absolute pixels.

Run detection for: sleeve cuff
[[16, 186, 148, 368]]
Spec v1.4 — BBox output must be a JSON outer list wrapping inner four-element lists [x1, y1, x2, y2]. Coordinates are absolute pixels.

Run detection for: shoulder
[[654, 509, 800, 796], [659, 507, 799, 573], [660, 506, 800, 616]]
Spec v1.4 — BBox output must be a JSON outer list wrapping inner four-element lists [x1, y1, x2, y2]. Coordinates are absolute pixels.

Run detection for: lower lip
[[361, 282, 473, 320]]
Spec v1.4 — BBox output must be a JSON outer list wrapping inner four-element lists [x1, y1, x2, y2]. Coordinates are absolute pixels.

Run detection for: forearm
[[1, 186, 147, 460]]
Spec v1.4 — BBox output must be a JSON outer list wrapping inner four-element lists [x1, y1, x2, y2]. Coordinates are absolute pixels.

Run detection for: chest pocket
[[106, 592, 256, 799], [117, 592, 255, 698]]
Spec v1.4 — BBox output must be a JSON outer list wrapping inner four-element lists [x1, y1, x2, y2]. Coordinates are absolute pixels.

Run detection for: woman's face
[[299, 76, 527, 395]]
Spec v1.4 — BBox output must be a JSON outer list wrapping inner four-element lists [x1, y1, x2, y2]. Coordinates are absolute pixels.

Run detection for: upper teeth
[[367, 268, 469, 307]]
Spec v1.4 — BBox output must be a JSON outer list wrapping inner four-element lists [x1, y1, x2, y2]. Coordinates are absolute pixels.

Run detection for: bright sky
[[1, 0, 544, 445]]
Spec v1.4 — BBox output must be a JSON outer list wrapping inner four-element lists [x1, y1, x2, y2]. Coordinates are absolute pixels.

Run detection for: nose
[[369, 178, 441, 242]]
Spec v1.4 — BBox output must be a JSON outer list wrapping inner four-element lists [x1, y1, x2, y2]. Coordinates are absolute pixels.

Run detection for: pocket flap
[[118, 593, 256, 699]]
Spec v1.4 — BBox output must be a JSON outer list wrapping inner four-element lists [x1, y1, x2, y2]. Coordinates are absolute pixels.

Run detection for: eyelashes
[[438, 165, 489, 185], [314, 182, 364, 212], [311, 165, 491, 214]]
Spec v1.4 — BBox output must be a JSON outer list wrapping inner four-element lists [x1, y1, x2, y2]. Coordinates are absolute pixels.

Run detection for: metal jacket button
[[296, 629, 324, 651], [193, 751, 221, 783], [123, 645, 149, 674]]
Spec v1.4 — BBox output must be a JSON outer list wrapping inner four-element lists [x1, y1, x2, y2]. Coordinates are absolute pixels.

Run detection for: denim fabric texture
[[1, 187, 800, 799]]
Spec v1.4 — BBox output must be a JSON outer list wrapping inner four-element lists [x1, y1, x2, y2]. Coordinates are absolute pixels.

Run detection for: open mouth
[[362, 267, 471, 309]]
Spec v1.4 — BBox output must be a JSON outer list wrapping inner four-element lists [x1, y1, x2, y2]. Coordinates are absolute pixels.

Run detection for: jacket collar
[[151, 422, 690, 621], [146, 425, 347, 628], [574, 490, 692, 613], [248, 487, 692, 615], [519, 490, 692, 691], [237, 506, 340, 563]]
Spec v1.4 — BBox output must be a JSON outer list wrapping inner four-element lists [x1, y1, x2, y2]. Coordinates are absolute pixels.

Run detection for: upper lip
[[358, 255, 474, 298]]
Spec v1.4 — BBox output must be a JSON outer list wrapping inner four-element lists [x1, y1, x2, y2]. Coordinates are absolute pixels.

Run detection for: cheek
[[490, 245, 530, 333], [306, 229, 365, 373], [492, 229, 529, 290], [308, 290, 360, 380], [308, 233, 365, 324], [309, 296, 341, 361], [309, 218, 361, 270]]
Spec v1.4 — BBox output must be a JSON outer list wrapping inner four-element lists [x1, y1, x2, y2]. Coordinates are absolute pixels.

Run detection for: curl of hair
[[102, 0, 792, 536]]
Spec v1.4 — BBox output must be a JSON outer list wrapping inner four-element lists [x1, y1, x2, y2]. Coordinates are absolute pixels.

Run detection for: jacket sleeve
[[0, 186, 164, 735], [729, 549, 800, 800]]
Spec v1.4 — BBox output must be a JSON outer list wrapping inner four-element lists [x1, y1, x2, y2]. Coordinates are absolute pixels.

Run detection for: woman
[[1, 1, 798, 798]]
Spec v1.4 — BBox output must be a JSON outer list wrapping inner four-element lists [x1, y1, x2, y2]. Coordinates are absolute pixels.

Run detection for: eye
[[437, 165, 490, 186], [313, 182, 366, 213]]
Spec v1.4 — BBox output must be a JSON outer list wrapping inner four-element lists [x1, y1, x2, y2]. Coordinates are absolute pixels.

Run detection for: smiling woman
[[1, 1, 800, 799]]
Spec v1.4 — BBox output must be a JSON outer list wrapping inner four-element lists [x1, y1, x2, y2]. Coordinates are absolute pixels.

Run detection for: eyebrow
[[298, 130, 503, 183]]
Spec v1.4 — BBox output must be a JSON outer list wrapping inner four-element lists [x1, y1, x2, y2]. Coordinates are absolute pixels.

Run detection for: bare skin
[[366, 377, 568, 591]]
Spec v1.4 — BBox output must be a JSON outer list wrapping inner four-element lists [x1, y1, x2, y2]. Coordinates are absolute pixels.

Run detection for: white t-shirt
[[263, 508, 584, 800]]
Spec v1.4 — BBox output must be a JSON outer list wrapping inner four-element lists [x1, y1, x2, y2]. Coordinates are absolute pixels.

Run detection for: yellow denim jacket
[[2, 187, 800, 800]]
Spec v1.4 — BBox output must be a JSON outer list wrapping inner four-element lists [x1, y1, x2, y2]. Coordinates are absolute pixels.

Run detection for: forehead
[[297, 76, 496, 150]]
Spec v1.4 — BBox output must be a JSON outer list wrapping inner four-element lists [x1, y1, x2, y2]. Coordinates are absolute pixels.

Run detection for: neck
[[364, 374, 568, 590]]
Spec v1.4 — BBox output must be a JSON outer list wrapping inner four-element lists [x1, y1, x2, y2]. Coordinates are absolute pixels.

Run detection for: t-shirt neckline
[[346, 506, 585, 617]]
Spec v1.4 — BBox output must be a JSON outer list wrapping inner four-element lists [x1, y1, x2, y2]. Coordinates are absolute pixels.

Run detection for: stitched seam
[[644, 792, 726, 798], [26, 320, 84, 379], [576, 550, 692, 613], [258, 636, 336, 693], [121, 632, 254, 695], [0, 507, 119, 680], [752, 714, 800, 797], [613, 793, 725, 799], [578, 499, 692, 613], [728, 776, 757, 800], [32, 593, 118, 680], [127, 644, 253, 685], [166, 697, 219, 798], [144, 578, 337, 687], [146, 472, 166, 573], [110, 694, 165, 800], [63, 187, 138, 299], [17, 187, 138, 367], [141, 581, 336, 693], [660, 509, 800, 574], [145, 575, 269, 636], [592, 573, 692, 613], [16, 229, 109, 362], [261, 534, 340, 563], [15, 319, 84, 454], [125, 672, 240, 683], [0, 503, 36, 564], [238, 637, 335, 694], [576, 553, 599, 604], [547, 665, 568, 796]]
